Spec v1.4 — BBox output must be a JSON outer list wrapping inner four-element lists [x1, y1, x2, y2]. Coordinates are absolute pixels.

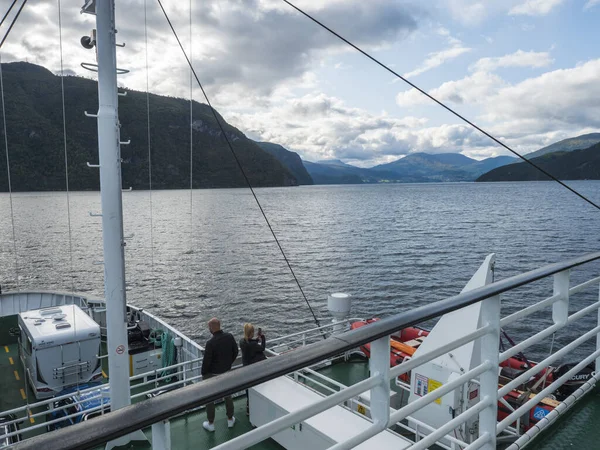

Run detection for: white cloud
[[435, 26, 462, 46], [441, 1, 488, 25], [584, 0, 600, 9], [397, 71, 505, 107], [482, 59, 600, 130], [396, 56, 600, 160], [470, 50, 553, 72], [400, 58, 600, 136], [404, 46, 471, 78], [509, 0, 564, 16], [402, 26, 472, 79], [229, 93, 434, 164], [3, 0, 418, 99], [227, 90, 514, 166]]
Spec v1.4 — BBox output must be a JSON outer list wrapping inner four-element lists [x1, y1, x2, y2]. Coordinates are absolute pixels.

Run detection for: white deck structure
[[250, 376, 411, 449], [19, 304, 102, 398]]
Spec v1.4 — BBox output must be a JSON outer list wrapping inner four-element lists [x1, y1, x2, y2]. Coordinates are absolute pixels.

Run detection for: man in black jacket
[[201, 318, 239, 432]]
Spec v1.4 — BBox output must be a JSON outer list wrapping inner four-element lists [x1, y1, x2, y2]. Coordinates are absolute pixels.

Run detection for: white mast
[[95, 0, 129, 410], [90, 0, 145, 446]]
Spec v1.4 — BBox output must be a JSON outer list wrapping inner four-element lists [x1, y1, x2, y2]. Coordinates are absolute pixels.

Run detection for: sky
[[1, 0, 600, 167]]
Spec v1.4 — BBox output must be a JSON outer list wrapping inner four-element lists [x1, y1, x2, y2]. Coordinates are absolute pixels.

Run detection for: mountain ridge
[[523, 133, 600, 160], [255, 141, 313, 185], [477, 142, 600, 182], [0, 62, 297, 191], [299, 152, 516, 184]]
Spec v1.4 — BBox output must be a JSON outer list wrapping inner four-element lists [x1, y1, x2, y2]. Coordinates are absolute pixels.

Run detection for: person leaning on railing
[[201, 317, 239, 432], [240, 323, 266, 415]]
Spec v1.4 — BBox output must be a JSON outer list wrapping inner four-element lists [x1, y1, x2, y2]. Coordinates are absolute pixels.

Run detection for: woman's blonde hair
[[244, 323, 255, 342]]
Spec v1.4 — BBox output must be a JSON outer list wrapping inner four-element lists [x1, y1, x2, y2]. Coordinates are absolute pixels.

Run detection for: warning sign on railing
[[428, 378, 443, 404], [414, 373, 443, 405]]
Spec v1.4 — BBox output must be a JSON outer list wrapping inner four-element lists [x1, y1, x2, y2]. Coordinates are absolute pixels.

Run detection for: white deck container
[[18, 304, 102, 399], [250, 376, 411, 449]]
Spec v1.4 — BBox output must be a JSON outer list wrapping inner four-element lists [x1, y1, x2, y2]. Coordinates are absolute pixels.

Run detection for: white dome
[[327, 292, 351, 320]]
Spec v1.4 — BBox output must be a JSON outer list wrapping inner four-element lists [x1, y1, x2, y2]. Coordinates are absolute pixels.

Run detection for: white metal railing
[[0, 356, 204, 441], [267, 317, 362, 351], [209, 290, 501, 450], [11, 252, 600, 450], [215, 374, 385, 450], [185, 259, 599, 450], [506, 372, 599, 449], [498, 325, 600, 397], [493, 269, 600, 438], [0, 291, 89, 317], [348, 399, 469, 450], [497, 351, 600, 434], [296, 368, 471, 450], [0, 318, 364, 442]]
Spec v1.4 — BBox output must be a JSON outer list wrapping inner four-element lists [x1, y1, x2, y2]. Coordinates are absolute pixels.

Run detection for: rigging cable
[[0, 0, 27, 50], [189, 0, 194, 253], [57, 0, 79, 391], [156, 0, 322, 329], [144, 0, 156, 302], [0, 0, 19, 30], [0, 0, 29, 292], [0, 55, 19, 290], [57, 0, 75, 295], [280, 0, 600, 212]]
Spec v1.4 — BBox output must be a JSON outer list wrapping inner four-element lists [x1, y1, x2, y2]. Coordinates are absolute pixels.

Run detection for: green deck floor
[[0, 341, 26, 414], [98, 397, 284, 450], [0, 315, 49, 439], [99, 359, 370, 450]]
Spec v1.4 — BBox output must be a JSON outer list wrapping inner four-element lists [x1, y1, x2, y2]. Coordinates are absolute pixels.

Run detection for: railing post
[[369, 335, 390, 427], [152, 420, 171, 450], [597, 282, 600, 374], [479, 294, 500, 449], [553, 270, 570, 325]]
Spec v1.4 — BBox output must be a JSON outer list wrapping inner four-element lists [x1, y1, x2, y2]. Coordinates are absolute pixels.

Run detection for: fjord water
[[2, 181, 600, 447], [1, 181, 600, 353]]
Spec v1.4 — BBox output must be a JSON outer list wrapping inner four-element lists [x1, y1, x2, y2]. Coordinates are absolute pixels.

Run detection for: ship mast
[[87, 0, 141, 446]]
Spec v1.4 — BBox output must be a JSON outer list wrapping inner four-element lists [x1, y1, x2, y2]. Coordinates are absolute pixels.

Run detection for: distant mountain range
[[300, 153, 517, 184], [372, 153, 516, 182], [278, 133, 600, 185], [302, 159, 398, 184], [521, 133, 600, 160], [477, 141, 600, 182], [3, 62, 599, 190]]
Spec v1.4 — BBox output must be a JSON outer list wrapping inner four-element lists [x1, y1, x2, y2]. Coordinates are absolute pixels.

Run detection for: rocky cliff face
[[255, 142, 313, 185]]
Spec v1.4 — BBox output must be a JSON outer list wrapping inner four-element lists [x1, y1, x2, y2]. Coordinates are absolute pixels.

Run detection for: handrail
[[267, 318, 361, 344], [12, 250, 600, 450]]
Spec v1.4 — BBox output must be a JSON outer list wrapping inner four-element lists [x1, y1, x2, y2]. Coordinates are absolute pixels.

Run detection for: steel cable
[[280, 0, 600, 212], [156, 0, 322, 329]]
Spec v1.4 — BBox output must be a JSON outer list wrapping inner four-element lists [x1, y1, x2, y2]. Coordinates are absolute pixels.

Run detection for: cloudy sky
[[2, 0, 600, 166]]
